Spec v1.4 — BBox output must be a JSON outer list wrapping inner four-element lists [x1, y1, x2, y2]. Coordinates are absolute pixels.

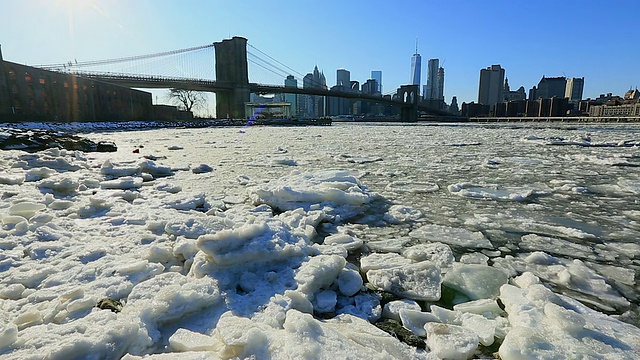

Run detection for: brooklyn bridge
[[1, 37, 455, 122]]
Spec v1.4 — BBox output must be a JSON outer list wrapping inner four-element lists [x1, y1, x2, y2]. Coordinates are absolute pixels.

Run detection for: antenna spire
[[415, 37, 418, 54]]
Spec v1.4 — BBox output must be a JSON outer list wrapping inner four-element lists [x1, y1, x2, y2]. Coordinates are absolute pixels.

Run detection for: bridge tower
[[214, 36, 250, 119], [398, 84, 419, 121]]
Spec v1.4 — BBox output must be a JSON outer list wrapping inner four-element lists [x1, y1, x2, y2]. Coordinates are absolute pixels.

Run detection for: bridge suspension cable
[[37, 43, 215, 70], [246, 43, 328, 89], [36, 43, 216, 81]]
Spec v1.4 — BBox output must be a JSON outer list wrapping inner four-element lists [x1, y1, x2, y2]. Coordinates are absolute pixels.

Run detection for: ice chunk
[[448, 182, 540, 202], [100, 176, 143, 189], [313, 289, 337, 313], [163, 193, 207, 211], [443, 263, 508, 300], [383, 204, 423, 224], [138, 159, 173, 177], [360, 252, 412, 272], [248, 170, 376, 220], [382, 299, 422, 322], [366, 237, 412, 253], [0, 173, 24, 185], [425, 323, 479, 360], [197, 220, 309, 267], [402, 242, 454, 269], [100, 159, 139, 177], [335, 267, 363, 296], [366, 261, 442, 301], [323, 233, 364, 251], [399, 309, 439, 337], [169, 328, 217, 351], [459, 252, 489, 265], [453, 299, 505, 318], [499, 283, 640, 359], [0, 323, 18, 348], [13, 307, 44, 330], [0, 283, 25, 300], [38, 176, 79, 194], [295, 255, 346, 295], [409, 224, 493, 249]]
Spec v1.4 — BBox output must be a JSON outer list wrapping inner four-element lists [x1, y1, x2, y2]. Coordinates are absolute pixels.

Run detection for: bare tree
[[166, 89, 207, 112]]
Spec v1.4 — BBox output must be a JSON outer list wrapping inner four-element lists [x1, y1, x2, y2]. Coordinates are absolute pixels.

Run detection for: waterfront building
[[461, 102, 490, 117], [449, 96, 459, 114], [284, 75, 298, 117], [478, 65, 505, 109], [565, 77, 584, 103], [0, 48, 151, 121], [502, 78, 526, 101], [371, 71, 382, 93], [624, 88, 640, 100], [536, 76, 566, 99], [589, 101, 640, 117]]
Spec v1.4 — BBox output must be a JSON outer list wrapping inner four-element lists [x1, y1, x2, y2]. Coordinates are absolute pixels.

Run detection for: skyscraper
[[301, 65, 327, 117], [565, 77, 584, 103], [410, 40, 421, 90], [425, 59, 439, 100], [371, 71, 382, 93], [337, 68, 350, 87], [478, 65, 505, 108], [284, 75, 298, 117], [437, 67, 444, 101], [537, 76, 566, 99]]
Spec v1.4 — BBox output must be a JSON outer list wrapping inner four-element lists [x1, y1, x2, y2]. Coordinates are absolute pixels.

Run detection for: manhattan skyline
[[1, 0, 637, 106]]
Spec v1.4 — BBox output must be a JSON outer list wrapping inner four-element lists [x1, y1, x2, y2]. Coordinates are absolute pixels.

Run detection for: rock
[[96, 298, 123, 313], [0, 127, 117, 152], [374, 318, 426, 349]]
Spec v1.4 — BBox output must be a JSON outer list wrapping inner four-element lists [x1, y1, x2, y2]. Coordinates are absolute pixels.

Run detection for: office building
[[284, 75, 298, 117], [503, 78, 526, 101], [371, 70, 382, 93], [301, 65, 327, 118], [361, 79, 379, 95], [437, 67, 444, 100], [536, 76, 566, 99], [565, 77, 584, 103], [478, 65, 505, 108], [337, 68, 350, 87], [425, 59, 440, 100], [410, 43, 421, 90]]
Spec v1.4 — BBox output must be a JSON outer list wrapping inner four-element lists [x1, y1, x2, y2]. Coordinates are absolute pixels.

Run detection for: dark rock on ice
[[96, 298, 123, 313], [0, 127, 117, 153], [192, 164, 214, 174], [375, 318, 426, 349]]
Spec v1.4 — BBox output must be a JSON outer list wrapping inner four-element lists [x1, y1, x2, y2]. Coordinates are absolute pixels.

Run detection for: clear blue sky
[[1, 0, 637, 105]]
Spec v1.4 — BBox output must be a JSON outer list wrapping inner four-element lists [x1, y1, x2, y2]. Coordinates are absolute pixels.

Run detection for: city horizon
[[1, 1, 636, 108]]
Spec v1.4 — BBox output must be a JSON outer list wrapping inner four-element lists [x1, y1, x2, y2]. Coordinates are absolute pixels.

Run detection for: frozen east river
[[1, 122, 640, 359]]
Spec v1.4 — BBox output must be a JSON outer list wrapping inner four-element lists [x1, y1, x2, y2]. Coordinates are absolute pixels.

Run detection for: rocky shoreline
[[0, 127, 117, 152]]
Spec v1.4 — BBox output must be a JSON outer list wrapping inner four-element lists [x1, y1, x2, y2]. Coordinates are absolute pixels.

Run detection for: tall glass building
[[371, 70, 382, 93], [410, 52, 421, 89]]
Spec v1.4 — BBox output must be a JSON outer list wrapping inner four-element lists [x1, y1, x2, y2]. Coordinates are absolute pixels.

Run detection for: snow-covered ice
[[1, 122, 640, 359]]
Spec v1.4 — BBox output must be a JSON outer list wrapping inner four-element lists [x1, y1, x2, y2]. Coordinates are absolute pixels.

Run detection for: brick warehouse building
[[0, 45, 152, 122]]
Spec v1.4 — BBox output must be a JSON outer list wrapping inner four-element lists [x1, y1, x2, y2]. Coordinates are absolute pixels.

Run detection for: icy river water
[[94, 122, 640, 311], [1, 121, 640, 359]]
